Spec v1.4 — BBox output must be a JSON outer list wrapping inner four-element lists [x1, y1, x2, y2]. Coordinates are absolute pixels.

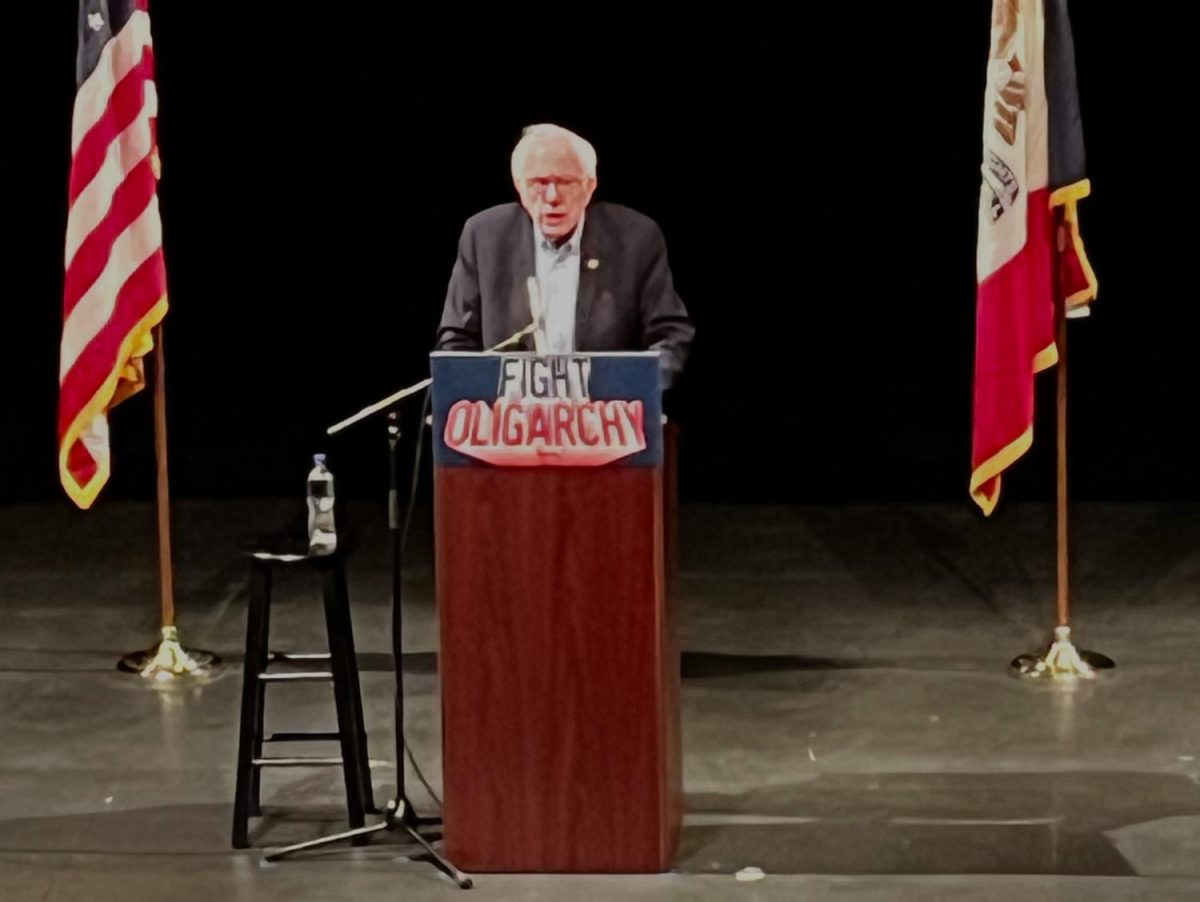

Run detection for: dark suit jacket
[[435, 201, 694, 387]]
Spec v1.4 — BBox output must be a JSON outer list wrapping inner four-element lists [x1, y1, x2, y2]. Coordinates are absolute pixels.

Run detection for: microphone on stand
[[525, 276, 547, 355], [327, 289, 545, 436]]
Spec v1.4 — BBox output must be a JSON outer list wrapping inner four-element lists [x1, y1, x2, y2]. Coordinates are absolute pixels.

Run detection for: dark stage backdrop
[[2, 4, 1191, 508]]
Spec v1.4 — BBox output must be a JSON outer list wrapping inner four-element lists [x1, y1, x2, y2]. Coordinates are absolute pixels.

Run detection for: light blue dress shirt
[[533, 214, 584, 354]]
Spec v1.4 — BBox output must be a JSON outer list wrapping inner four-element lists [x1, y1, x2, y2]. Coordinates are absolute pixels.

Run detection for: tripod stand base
[[118, 626, 219, 683], [1010, 625, 1115, 682], [263, 797, 473, 889]]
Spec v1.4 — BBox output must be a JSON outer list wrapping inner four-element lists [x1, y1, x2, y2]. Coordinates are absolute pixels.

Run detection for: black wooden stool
[[231, 551, 376, 848]]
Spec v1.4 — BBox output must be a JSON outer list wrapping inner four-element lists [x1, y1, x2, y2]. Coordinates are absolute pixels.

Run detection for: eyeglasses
[[524, 177, 586, 196]]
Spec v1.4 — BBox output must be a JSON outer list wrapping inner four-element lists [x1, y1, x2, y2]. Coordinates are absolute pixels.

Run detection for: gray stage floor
[[2, 500, 1200, 901]]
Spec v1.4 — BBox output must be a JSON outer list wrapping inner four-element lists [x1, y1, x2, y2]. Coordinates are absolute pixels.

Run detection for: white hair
[[510, 124, 597, 180]]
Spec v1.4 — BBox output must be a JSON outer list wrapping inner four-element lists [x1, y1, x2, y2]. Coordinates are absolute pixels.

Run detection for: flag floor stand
[[118, 626, 218, 683], [1010, 625, 1114, 681], [1009, 300, 1114, 684]]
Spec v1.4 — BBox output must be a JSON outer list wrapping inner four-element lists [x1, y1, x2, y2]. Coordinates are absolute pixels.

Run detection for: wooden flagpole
[[153, 323, 175, 629], [118, 323, 216, 680], [1012, 291, 1113, 679], [1056, 293, 1070, 629]]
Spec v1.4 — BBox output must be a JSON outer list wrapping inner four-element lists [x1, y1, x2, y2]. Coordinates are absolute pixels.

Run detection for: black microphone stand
[[263, 385, 472, 890], [265, 324, 538, 880]]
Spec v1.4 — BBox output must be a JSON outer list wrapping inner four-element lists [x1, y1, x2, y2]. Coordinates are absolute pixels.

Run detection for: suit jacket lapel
[[505, 212, 536, 350], [576, 208, 608, 349]]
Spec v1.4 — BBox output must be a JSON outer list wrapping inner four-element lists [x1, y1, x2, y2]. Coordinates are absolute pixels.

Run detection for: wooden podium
[[430, 351, 681, 873]]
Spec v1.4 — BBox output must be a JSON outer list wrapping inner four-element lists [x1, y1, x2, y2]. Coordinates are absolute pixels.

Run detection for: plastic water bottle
[[307, 453, 337, 555]]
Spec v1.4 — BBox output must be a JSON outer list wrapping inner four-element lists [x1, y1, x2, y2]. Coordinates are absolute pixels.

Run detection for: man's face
[[514, 138, 596, 241]]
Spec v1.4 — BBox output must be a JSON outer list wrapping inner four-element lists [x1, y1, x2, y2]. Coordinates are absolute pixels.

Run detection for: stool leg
[[232, 563, 270, 849], [332, 563, 377, 813], [249, 569, 272, 816], [322, 561, 368, 839]]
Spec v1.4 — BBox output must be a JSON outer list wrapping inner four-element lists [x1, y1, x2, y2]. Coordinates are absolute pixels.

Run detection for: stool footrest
[[253, 756, 343, 767], [259, 671, 333, 683], [268, 652, 331, 663], [265, 731, 342, 743]]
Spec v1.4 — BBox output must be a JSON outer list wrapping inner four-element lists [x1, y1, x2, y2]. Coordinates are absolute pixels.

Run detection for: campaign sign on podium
[[431, 351, 662, 468]]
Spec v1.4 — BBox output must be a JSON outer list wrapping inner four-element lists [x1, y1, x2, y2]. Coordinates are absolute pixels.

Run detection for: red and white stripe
[[59, 8, 168, 509]]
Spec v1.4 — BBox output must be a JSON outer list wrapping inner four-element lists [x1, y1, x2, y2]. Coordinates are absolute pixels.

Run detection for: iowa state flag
[[59, 1, 167, 509], [970, 0, 1098, 515]]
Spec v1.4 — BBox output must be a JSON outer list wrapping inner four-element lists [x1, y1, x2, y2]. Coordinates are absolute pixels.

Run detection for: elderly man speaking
[[434, 124, 695, 387]]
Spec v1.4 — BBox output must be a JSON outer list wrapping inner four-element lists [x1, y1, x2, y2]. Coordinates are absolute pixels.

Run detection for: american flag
[[59, 0, 167, 509]]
